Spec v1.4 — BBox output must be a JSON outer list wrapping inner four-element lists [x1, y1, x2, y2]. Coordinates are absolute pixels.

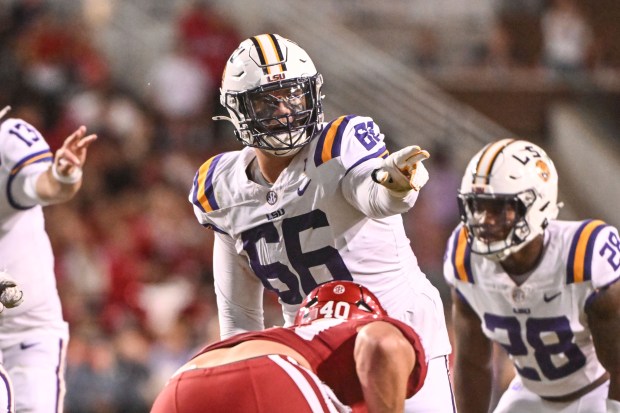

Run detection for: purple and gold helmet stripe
[[452, 227, 474, 283], [473, 138, 516, 185], [314, 115, 353, 167], [251, 34, 286, 75], [192, 154, 223, 213], [567, 219, 607, 284]]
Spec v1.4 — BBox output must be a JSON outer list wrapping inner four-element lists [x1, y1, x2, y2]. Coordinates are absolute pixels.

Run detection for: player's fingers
[[62, 126, 87, 148], [76, 134, 97, 150], [56, 149, 82, 167], [405, 149, 430, 165]]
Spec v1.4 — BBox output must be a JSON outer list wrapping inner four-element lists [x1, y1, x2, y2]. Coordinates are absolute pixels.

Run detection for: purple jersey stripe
[[6, 150, 53, 210], [329, 114, 354, 159], [344, 144, 387, 176], [0, 366, 11, 413], [583, 223, 607, 281], [203, 154, 223, 211], [566, 220, 592, 284]]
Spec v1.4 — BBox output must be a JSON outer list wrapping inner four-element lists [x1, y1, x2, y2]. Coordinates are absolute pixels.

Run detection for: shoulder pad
[[313, 115, 357, 167], [313, 115, 388, 171], [566, 219, 608, 284], [190, 153, 227, 213], [446, 225, 474, 284]]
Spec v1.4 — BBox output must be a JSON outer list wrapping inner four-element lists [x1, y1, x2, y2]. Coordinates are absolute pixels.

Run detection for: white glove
[[372, 145, 430, 192], [0, 271, 24, 311]]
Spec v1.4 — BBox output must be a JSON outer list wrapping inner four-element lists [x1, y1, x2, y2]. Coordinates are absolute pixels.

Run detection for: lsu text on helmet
[[458, 139, 560, 261], [294, 281, 388, 326], [217, 33, 324, 157]]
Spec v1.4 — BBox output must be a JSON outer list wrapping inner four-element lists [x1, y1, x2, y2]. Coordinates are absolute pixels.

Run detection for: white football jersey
[[190, 115, 451, 359], [444, 219, 620, 397], [0, 118, 66, 343]]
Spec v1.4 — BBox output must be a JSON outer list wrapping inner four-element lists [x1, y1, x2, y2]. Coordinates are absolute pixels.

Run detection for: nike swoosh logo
[[297, 179, 312, 196], [20, 342, 39, 350], [543, 292, 561, 303]]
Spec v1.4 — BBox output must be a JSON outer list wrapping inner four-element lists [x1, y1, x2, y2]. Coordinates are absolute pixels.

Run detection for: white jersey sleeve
[[442, 224, 465, 289], [566, 220, 620, 289], [327, 115, 419, 217], [212, 232, 265, 339], [0, 118, 53, 208]]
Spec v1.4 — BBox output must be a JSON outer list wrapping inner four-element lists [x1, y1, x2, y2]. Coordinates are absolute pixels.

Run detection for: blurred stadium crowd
[[0, 0, 617, 412], [0, 1, 244, 411]]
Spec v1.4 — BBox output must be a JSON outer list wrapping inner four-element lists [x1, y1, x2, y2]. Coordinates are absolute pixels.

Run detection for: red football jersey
[[196, 316, 427, 409]]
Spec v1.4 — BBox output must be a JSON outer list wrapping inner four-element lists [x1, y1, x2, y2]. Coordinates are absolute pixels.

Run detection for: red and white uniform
[[202, 316, 426, 411], [150, 354, 345, 413]]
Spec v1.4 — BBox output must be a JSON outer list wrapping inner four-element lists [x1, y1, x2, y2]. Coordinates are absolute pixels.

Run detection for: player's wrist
[[607, 398, 620, 413], [52, 162, 82, 185]]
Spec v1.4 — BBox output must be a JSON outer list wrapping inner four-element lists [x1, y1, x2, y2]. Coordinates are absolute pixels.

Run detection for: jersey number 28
[[485, 314, 586, 381]]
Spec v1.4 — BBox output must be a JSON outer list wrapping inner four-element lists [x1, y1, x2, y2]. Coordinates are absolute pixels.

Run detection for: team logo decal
[[511, 287, 526, 303], [333, 284, 345, 294], [266, 190, 278, 205], [536, 160, 551, 182]]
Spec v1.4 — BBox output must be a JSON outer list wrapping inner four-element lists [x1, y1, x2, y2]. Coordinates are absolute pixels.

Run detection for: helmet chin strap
[[0, 105, 11, 121], [212, 115, 237, 125]]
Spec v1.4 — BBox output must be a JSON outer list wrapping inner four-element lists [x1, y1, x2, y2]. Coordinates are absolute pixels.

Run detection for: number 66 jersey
[[189, 114, 452, 361], [443, 219, 620, 398]]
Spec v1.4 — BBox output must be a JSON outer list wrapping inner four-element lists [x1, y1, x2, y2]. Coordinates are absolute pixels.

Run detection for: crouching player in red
[[150, 281, 427, 413]]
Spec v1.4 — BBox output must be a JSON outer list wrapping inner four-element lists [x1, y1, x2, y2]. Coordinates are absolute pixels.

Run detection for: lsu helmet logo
[[266, 73, 286, 82], [536, 160, 551, 182]]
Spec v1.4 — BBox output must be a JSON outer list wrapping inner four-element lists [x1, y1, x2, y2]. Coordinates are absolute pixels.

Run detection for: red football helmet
[[294, 281, 388, 326]]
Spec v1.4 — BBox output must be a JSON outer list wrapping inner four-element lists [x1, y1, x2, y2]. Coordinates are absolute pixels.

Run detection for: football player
[[0, 105, 97, 413], [188, 34, 453, 411], [150, 280, 427, 413], [444, 139, 620, 412]]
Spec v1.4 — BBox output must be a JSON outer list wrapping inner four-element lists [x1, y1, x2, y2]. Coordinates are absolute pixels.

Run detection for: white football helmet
[[458, 139, 560, 261], [217, 33, 324, 157]]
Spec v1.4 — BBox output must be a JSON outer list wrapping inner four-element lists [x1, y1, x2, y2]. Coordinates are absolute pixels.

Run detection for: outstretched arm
[[451, 288, 495, 413], [342, 146, 430, 219], [34, 125, 97, 203], [354, 321, 416, 413]]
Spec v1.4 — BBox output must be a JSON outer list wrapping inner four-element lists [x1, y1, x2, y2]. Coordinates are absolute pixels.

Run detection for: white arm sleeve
[[15, 169, 51, 206], [213, 232, 265, 339], [341, 159, 419, 219], [0, 118, 53, 208]]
